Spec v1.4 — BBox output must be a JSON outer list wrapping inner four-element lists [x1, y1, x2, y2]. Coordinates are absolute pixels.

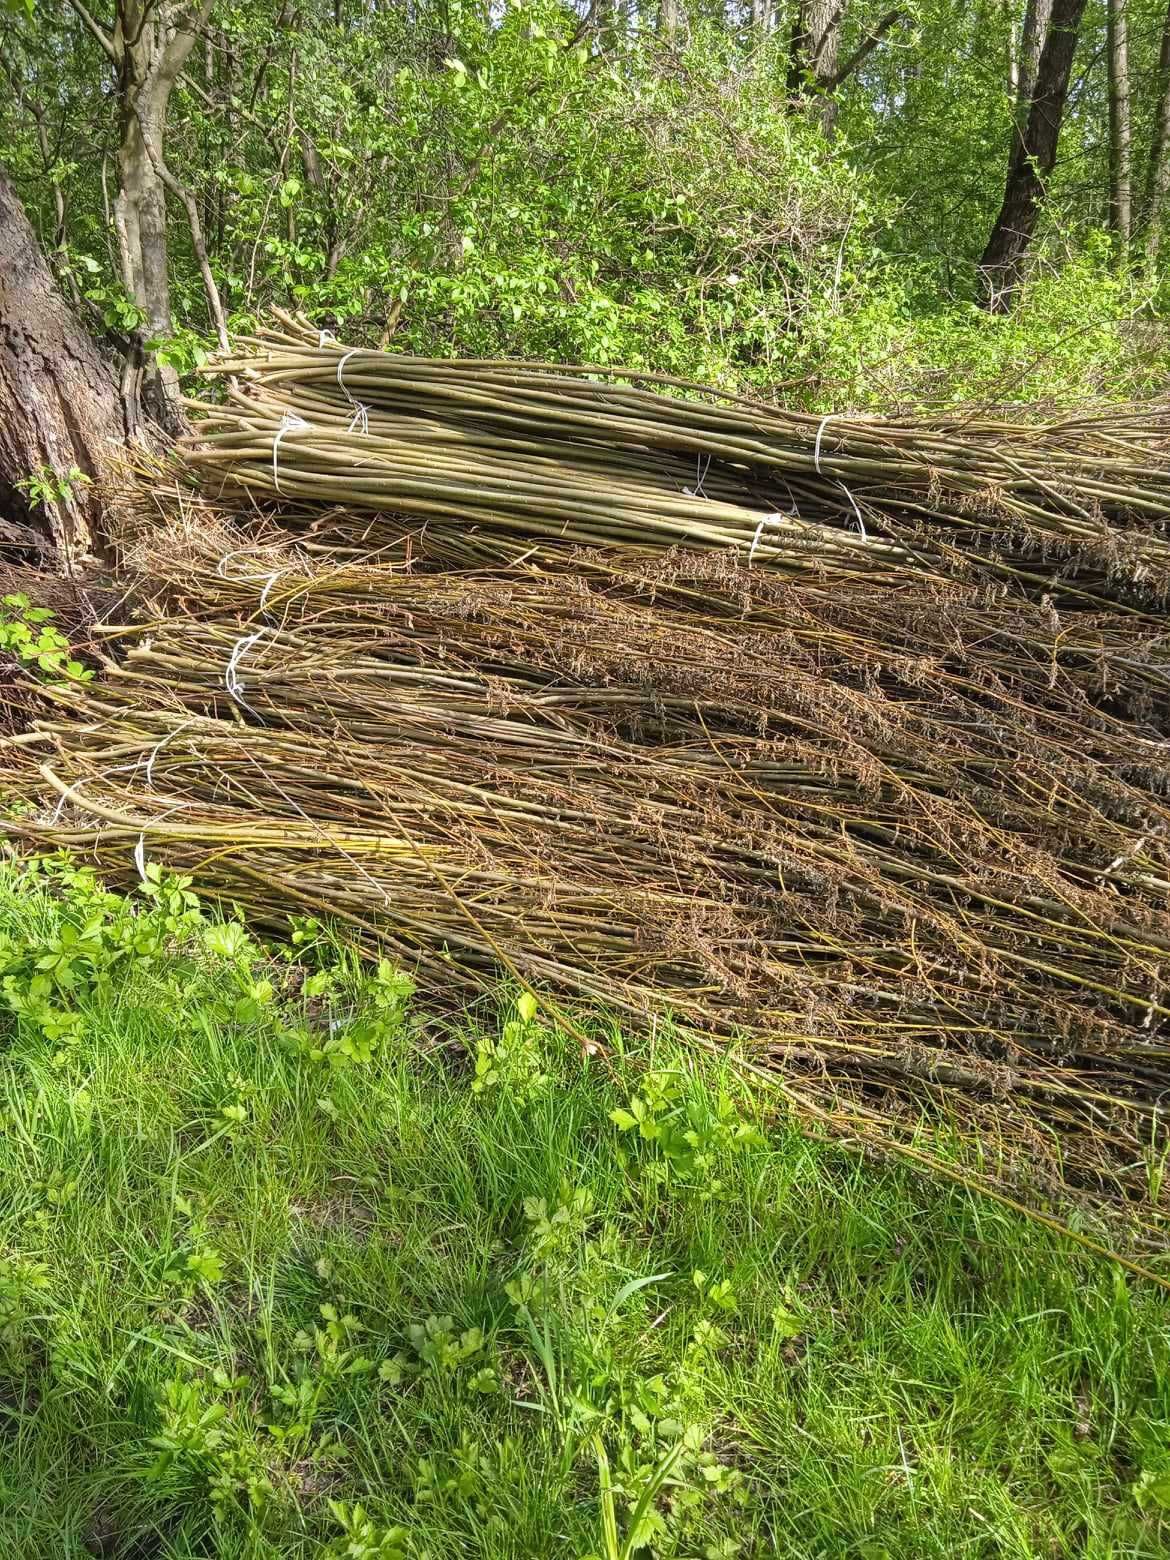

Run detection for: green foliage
[[8, 0, 1169, 406], [0, 593, 91, 686], [610, 1066, 764, 1191], [472, 991, 552, 1101], [325, 1502, 413, 1559], [14, 465, 90, 510]]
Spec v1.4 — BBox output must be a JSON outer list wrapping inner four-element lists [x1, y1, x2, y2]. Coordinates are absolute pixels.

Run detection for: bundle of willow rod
[[11, 509, 1170, 1257], [176, 315, 1170, 605]]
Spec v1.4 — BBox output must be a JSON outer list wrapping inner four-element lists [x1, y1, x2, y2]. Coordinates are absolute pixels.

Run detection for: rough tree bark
[[788, 1, 842, 131], [1107, 0, 1132, 243], [977, 0, 1087, 309], [1145, 0, 1170, 262], [0, 168, 126, 562]]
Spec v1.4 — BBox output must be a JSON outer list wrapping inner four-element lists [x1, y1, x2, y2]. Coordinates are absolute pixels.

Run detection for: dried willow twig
[[9, 319, 1170, 1275], [8, 497, 1170, 1273], [174, 312, 1170, 605]]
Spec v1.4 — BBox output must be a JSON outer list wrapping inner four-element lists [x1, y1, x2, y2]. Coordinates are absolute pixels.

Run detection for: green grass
[[0, 857, 1169, 1558]]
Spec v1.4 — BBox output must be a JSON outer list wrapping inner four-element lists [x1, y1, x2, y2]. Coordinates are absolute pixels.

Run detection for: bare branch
[[63, 0, 119, 66], [825, 8, 904, 90]]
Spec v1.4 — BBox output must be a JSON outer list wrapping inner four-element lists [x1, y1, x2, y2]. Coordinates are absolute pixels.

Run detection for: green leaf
[[1136, 1468, 1170, 1510], [603, 1271, 673, 1324], [186, 1249, 225, 1284]]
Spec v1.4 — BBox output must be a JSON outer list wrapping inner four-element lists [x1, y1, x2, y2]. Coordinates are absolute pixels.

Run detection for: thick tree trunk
[[1107, 0, 1132, 242], [1145, 0, 1170, 262], [0, 169, 126, 562], [978, 0, 1087, 309]]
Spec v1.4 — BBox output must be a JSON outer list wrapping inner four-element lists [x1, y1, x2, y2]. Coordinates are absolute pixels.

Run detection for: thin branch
[[63, 0, 119, 66], [825, 8, 904, 89], [178, 67, 280, 153]]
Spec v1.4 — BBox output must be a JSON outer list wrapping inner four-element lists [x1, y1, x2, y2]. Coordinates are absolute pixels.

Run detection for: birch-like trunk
[[1106, 0, 1132, 243]]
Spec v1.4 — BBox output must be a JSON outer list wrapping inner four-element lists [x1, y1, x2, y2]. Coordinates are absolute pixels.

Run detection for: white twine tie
[[813, 413, 838, 475], [271, 412, 310, 495], [258, 570, 284, 613], [347, 402, 370, 436], [145, 716, 195, 789], [318, 329, 335, 346], [225, 627, 266, 719], [336, 348, 362, 409], [134, 833, 148, 884], [839, 481, 866, 541], [748, 512, 791, 564]]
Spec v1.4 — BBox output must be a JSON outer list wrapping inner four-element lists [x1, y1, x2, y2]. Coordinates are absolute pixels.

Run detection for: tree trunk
[[115, 103, 175, 352], [1016, 0, 1053, 135], [788, 0, 844, 133], [998, 0, 1051, 212], [0, 169, 126, 562], [977, 0, 1087, 309], [66, 0, 212, 425], [658, 0, 680, 34], [1106, 0, 1132, 243], [1145, 0, 1170, 262]]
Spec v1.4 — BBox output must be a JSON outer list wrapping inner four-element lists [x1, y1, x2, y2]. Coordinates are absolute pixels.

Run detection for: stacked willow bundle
[[178, 316, 1170, 606], [13, 506, 1170, 1261]]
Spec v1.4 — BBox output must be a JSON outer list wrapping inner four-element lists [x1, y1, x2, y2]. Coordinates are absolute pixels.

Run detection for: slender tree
[[1016, 0, 1053, 139], [1145, 0, 1170, 262], [658, 0, 681, 35], [788, 2, 903, 135], [1106, 0, 1132, 243], [978, 0, 1087, 308], [997, 0, 1051, 199], [63, 0, 221, 424]]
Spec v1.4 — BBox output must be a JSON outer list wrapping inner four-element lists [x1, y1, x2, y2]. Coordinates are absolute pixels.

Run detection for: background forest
[[5, 0, 1170, 410]]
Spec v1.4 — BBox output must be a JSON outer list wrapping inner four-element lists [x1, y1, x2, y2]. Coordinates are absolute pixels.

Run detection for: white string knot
[[347, 401, 370, 436], [813, 413, 838, 476], [225, 627, 267, 719], [318, 329, 335, 346], [271, 411, 310, 496], [748, 511, 791, 564], [134, 833, 148, 884]]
